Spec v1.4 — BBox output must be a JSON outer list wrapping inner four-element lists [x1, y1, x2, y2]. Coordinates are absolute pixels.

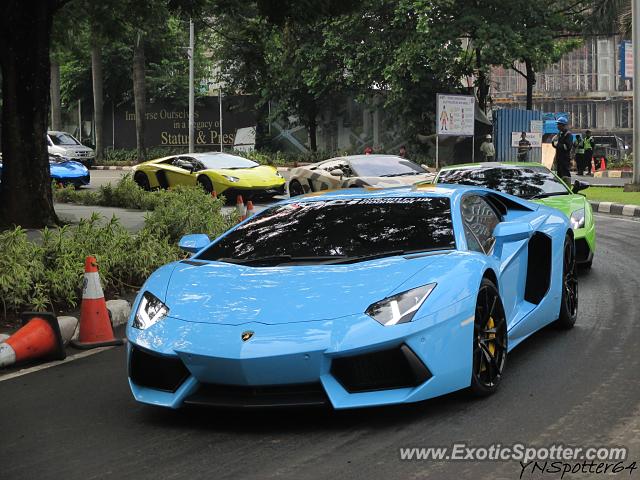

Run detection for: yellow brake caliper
[[480, 317, 496, 373]]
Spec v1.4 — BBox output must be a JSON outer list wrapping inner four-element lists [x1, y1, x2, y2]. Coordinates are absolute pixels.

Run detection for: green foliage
[[3, 179, 239, 319], [0, 216, 180, 318], [144, 185, 237, 243]]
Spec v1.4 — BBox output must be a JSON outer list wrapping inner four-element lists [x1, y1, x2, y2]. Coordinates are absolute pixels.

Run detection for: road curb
[[589, 201, 640, 217], [593, 170, 632, 179], [92, 166, 133, 171]]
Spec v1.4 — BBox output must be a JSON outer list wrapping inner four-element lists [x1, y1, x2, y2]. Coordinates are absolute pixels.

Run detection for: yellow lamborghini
[[132, 152, 286, 200]]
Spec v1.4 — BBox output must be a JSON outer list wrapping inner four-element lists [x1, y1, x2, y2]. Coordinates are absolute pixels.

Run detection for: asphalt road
[[2, 215, 639, 480]]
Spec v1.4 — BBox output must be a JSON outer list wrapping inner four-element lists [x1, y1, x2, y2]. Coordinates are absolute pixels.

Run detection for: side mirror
[[493, 222, 533, 242], [178, 234, 210, 254], [572, 180, 589, 193], [330, 168, 344, 177]]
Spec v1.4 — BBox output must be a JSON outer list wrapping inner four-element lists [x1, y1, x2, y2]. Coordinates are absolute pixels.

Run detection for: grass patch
[[584, 187, 640, 206]]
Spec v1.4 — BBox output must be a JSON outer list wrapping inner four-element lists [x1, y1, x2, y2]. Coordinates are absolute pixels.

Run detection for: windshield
[[437, 166, 570, 199], [49, 133, 81, 146], [196, 153, 258, 170], [349, 156, 426, 177], [198, 197, 455, 264]]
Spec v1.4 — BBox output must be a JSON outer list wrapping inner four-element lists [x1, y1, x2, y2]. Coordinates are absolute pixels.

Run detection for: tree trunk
[[50, 58, 62, 130], [91, 37, 104, 161], [133, 32, 146, 163], [0, 0, 59, 228], [525, 58, 536, 111], [475, 48, 490, 113]]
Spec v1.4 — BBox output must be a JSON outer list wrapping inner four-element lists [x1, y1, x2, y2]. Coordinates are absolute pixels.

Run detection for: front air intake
[[129, 346, 190, 392], [331, 344, 432, 393]]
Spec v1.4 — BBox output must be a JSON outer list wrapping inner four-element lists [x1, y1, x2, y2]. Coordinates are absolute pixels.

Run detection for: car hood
[[359, 172, 435, 187], [50, 160, 89, 177], [50, 145, 93, 153], [205, 165, 283, 184], [164, 255, 439, 325], [533, 194, 587, 218]]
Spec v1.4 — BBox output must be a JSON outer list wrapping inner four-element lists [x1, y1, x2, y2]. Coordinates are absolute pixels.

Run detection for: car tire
[[134, 172, 151, 191], [197, 175, 214, 194], [556, 234, 578, 329], [289, 179, 305, 197], [470, 277, 507, 397]]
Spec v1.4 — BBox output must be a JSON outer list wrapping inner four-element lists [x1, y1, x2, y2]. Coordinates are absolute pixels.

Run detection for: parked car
[[126, 184, 577, 409], [288, 155, 435, 196], [47, 131, 95, 167], [591, 135, 629, 163], [0, 154, 90, 189]]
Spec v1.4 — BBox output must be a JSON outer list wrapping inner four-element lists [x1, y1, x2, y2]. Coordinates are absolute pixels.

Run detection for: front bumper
[[219, 184, 286, 201], [54, 174, 90, 187], [126, 300, 474, 409]]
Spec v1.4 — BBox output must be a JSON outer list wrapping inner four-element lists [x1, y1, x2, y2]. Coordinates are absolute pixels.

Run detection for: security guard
[[552, 116, 573, 182], [574, 134, 585, 176], [583, 130, 594, 175]]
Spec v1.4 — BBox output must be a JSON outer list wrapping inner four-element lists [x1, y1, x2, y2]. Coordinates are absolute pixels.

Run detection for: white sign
[[530, 120, 543, 133], [511, 132, 542, 148], [436, 94, 475, 136]]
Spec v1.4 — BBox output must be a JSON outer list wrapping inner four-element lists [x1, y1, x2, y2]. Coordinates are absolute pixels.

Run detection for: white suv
[[47, 131, 95, 166]]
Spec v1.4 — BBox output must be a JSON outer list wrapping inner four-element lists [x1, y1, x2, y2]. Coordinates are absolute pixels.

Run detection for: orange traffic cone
[[70, 257, 124, 350], [245, 200, 255, 219], [600, 157, 606, 171], [0, 313, 66, 368], [236, 194, 246, 220]]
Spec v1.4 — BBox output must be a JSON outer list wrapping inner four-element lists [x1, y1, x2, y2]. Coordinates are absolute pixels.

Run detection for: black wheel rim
[[563, 239, 578, 317], [473, 285, 507, 388], [289, 181, 304, 197]]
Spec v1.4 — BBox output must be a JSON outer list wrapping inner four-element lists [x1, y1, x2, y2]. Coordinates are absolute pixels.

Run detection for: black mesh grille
[[184, 383, 328, 408], [575, 238, 590, 262], [129, 346, 190, 392], [331, 344, 432, 393]]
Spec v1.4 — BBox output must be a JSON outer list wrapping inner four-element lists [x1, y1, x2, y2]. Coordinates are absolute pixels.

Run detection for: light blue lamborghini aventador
[[127, 183, 577, 409]]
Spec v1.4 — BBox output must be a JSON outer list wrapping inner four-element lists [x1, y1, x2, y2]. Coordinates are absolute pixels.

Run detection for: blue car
[[127, 184, 577, 409], [0, 155, 90, 189]]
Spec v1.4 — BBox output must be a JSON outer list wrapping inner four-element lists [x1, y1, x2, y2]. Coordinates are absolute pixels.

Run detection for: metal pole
[[632, 0, 640, 185], [78, 99, 82, 141], [188, 18, 195, 153], [435, 135, 439, 170], [219, 88, 223, 152], [471, 135, 475, 163], [112, 101, 115, 149]]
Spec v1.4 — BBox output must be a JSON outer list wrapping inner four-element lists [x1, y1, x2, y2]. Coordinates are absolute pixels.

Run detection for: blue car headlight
[[365, 284, 436, 326], [570, 209, 585, 230], [133, 291, 170, 330]]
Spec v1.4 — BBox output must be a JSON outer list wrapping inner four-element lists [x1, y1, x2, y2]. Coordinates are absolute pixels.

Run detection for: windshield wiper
[[528, 192, 569, 199], [329, 248, 446, 265], [379, 172, 420, 177], [215, 255, 347, 266]]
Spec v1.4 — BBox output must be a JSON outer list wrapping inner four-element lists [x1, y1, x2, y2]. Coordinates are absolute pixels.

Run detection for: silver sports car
[[288, 155, 436, 196]]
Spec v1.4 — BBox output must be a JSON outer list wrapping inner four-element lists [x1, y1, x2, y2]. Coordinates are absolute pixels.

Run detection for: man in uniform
[[552, 116, 573, 183], [583, 130, 594, 175]]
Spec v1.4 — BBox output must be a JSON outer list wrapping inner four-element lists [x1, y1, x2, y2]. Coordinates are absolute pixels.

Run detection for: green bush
[[2, 181, 239, 320], [143, 185, 238, 244], [0, 216, 180, 317]]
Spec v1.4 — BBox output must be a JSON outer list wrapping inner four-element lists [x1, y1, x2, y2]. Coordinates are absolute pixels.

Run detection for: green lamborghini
[[435, 162, 595, 268]]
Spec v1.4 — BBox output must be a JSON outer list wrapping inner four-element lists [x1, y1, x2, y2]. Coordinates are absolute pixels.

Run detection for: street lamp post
[[627, 0, 640, 189], [188, 18, 195, 153]]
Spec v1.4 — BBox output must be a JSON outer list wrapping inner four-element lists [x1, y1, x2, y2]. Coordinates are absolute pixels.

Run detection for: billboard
[[107, 96, 259, 149], [620, 40, 634, 79], [436, 94, 475, 136]]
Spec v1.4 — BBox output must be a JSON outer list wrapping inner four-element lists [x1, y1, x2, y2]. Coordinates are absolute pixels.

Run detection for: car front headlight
[[365, 284, 436, 326], [133, 291, 170, 330], [570, 209, 585, 230], [222, 174, 240, 183], [275, 170, 284, 178]]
